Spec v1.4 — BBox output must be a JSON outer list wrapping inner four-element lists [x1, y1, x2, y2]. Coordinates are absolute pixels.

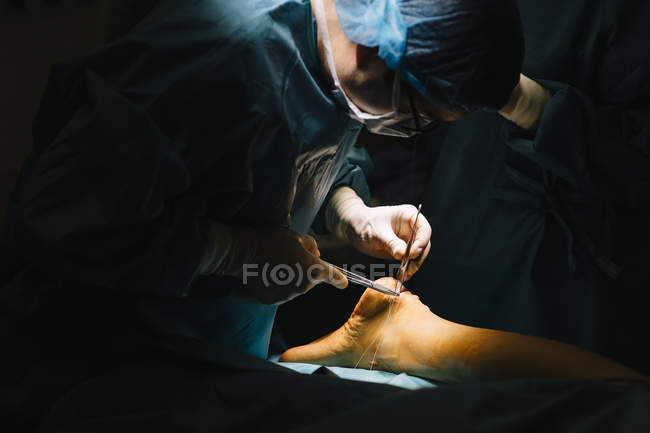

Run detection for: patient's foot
[[280, 278, 436, 373]]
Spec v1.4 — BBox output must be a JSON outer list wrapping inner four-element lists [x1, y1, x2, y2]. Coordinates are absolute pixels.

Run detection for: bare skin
[[281, 278, 648, 383], [498, 74, 551, 130]]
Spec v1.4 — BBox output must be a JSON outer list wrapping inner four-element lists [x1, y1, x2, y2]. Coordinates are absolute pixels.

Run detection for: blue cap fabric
[[333, 0, 525, 111]]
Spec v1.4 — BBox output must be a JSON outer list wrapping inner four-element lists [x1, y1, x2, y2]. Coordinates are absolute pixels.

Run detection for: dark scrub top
[[412, 0, 650, 369], [0, 0, 372, 422]]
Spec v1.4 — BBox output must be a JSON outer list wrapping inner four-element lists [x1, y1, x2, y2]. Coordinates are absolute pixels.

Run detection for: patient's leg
[[281, 278, 648, 383]]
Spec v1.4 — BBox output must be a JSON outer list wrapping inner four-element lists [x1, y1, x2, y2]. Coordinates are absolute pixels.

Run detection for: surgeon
[[1, 0, 526, 404]]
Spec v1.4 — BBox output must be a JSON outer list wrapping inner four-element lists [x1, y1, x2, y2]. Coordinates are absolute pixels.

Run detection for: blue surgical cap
[[333, 0, 525, 111]]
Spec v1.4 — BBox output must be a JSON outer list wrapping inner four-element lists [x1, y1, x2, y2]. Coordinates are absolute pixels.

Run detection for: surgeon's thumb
[[298, 233, 321, 257]]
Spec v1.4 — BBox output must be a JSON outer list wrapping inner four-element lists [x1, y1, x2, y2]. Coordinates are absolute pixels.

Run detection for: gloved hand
[[325, 187, 432, 281], [498, 74, 551, 130], [199, 222, 348, 304]]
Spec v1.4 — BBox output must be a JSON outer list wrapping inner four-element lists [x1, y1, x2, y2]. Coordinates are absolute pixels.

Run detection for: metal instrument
[[323, 204, 422, 297], [327, 263, 400, 297], [397, 203, 422, 293]]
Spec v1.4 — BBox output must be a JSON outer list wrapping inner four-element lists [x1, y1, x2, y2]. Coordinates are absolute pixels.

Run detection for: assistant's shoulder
[[141, 0, 307, 41]]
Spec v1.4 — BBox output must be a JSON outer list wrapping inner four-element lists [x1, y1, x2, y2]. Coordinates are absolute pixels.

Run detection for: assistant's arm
[[498, 73, 650, 206]]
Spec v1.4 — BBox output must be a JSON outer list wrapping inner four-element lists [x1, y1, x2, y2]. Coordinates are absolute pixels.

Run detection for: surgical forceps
[[397, 203, 422, 293], [327, 263, 400, 297]]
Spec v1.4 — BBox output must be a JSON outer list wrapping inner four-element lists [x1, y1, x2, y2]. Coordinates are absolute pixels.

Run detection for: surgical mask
[[312, 0, 428, 138]]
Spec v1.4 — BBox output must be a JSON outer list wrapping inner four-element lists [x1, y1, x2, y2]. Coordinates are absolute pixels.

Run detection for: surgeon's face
[[344, 44, 467, 125], [312, 0, 466, 129]]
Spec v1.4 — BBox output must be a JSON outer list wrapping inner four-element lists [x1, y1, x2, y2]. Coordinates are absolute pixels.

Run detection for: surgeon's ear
[[355, 44, 383, 71]]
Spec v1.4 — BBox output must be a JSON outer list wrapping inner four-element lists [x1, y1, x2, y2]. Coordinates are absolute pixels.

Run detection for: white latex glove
[[198, 221, 348, 304], [325, 187, 432, 280], [498, 74, 551, 130]]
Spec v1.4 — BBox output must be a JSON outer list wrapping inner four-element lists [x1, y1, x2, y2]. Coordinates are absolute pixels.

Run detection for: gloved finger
[[384, 232, 409, 260], [408, 214, 433, 259], [406, 240, 431, 280], [297, 233, 320, 257], [389, 205, 428, 259], [310, 258, 348, 289]]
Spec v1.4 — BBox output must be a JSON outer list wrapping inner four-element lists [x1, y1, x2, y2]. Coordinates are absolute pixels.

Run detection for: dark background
[[1, 0, 111, 221], [0, 0, 168, 221]]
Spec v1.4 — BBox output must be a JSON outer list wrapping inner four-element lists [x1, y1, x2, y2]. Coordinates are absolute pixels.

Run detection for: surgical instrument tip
[[370, 282, 400, 297], [327, 262, 400, 297]]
